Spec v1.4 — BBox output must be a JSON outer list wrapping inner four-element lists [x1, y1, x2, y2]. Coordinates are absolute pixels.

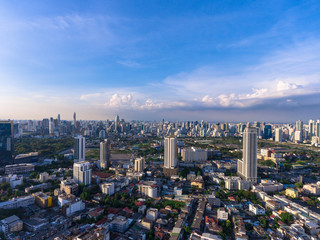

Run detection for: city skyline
[[1, 1, 320, 121]]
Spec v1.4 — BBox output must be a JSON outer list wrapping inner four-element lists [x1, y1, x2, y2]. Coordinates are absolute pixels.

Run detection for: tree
[[280, 212, 293, 224], [29, 172, 38, 179], [294, 182, 303, 188]]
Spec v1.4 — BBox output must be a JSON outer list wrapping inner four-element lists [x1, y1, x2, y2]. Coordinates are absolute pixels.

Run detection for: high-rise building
[[275, 128, 283, 142], [73, 161, 91, 185], [308, 119, 315, 138], [73, 112, 76, 126], [74, 136, 85, 162], [237, 127, 257, 183], [49, 117, 54, 135], [100, 139, 111, 169], [315, 120, 320, 137], [114, 115, 120, 133], [134, 158, 145, 172], [0, 121, 13, 166], [163, 135, 178, 176], [263, 125, 272, 139], [296, 120, 303, 131]]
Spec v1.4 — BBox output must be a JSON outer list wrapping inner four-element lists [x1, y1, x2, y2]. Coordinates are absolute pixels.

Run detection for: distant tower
[[134, 158, 145, 172], [296, 120, 303, 131], [114, 115, 120, 133], [275, 128, 283, 142], [308, 119, 314, 138], [74, 136, 85, 162], [73, 112, 77, 126], [163, 135, 178, 177], [49, 117, 54, 135], [100, 139, 111, 169], [237, 127, 257, 183], [0, 121, 14, 166], [57, 114, 61, 122]]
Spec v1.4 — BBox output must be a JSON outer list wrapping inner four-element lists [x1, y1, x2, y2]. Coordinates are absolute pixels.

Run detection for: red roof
[[123, 207, 133, 213], [96, 216, 108, 226], [107, 207, 121, 214], [136, 201, 145, 207]]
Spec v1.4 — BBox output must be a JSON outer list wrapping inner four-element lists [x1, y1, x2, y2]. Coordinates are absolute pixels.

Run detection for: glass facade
[[0, 121, 13, 166]]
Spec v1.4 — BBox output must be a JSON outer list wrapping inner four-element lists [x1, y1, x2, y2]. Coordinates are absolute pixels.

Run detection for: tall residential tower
[[163, 135, 178, 177], [100, 139, 111, 169], [237, 127, 258, 183], [74, 136, 85, 162]]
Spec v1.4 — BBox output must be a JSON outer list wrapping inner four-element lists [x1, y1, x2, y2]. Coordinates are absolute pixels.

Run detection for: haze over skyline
[[1, 1, 320, 121]]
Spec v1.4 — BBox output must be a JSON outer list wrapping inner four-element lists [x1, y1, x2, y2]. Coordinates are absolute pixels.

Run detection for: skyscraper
[[73, 112, 76, 126], [163, 135, 178, 176], [114, 115, 120, 133], [308, 119, 314, 138], [74, 136, 85, 162], [237, 127, 257, 183], [100, 139, 111, 169], [275, 128, 283, 142], [263, 125, 272, 139], [315, 120, 320, 137], [296, 120, 303, 131], [73, 161, 91, 185], [0, 121, 13, 166], [134, 158, 145, 172]]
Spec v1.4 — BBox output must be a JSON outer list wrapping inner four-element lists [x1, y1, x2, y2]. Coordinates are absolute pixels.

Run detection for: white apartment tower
[[134, 158, 145, 172], [73, 161, 91, 185], [237, 127, 258, 183], [163, 135, 178, 176], [275, 128, 283, 142], [100, 139, 111, 169], [74, 136, 85, 163]]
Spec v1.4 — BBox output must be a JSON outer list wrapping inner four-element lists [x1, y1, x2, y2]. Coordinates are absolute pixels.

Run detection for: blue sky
[[1, 0, 320, 121]]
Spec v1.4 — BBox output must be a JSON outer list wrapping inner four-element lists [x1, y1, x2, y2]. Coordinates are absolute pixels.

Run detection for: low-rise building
[[303, 183, 320, 195], [110, 216, 130, 233], [285, 188, 299, 198], [33, 192, 52, 208], [100, 182, 115, 196], [0, 215, 23, 234], [5, 163, 35, 174], [146, 208, 159, 221], [138, 181, 158, 198], [60, 179, 79, 195], [217, 208, 228, 221], [249, 203, 265, 215], [0, 195, 35, 209]]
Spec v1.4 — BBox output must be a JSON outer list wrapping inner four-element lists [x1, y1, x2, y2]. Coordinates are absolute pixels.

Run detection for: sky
[[1, 0, 320, 122]]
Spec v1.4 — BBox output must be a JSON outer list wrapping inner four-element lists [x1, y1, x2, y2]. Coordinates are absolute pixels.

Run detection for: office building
[[100, 139, 111, 169], [0, 121, 13, 166], [275, 128, 283, 142], [134, 158, 145, 172], [163, 135, 178, 176], [263, 125, 272, 139], [73, 161, 92, 185], [237, 127, 258, 183], [74, 135, 85, 162], [217, 208, 228, 220]]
